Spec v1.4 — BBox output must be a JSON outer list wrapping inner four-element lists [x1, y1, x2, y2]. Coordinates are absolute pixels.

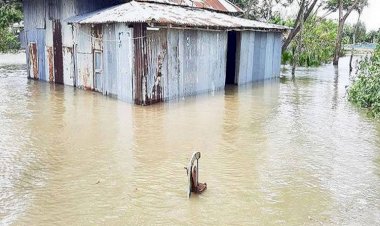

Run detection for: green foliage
[[269, 14, 293, 27], [324, 0, 368, 13], [0, 3, 23, 29], [365, 29, 380, 43], [343, 22, 367, 44], [348, 45, 380, 117], [282, 17, 338, 67], [0, 0, 23, 53], [0, 28, 20, 52]]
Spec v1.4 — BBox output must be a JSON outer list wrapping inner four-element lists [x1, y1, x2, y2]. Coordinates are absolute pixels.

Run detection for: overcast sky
[[278, 0, 380, 31], [329, 0, 380, 31]]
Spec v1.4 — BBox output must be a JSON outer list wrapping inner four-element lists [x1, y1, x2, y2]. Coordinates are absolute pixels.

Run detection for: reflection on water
[[0, 56, 379, 225]]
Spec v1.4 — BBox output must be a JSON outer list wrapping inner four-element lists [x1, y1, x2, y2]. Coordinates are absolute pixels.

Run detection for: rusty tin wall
[[23, 0, 46, 81], [74, 22, 134, 102], [131, 25, 228, 105], [133, 23, 148, 105], [25, 29, 46, 81], [23, 0, 125, 85], [143, 28, 227, 104], [146, 30, 168, 103], [75, 24, 93, 89]]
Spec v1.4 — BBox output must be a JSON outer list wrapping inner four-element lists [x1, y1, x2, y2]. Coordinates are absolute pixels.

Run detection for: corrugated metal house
[[23, 0, 288, 105]]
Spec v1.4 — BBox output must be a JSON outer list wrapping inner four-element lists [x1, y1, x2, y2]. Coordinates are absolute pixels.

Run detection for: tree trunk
[[282, 0, 318, 53], [333, 20, 344, 65], [292, 0, 305, 79], [333, 0, 344, 66], [333, 0, 362, 66]]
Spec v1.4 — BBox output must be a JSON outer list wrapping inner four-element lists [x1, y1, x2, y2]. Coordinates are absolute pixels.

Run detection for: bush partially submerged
[[348, 45, 380, 117]]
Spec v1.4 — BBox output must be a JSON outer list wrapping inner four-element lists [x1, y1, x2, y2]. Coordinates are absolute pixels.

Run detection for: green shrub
[[282, 18, 338, 67], [0, 2, 23, 53], [348, 45, 380, 117], [0, 28, 20, 52]]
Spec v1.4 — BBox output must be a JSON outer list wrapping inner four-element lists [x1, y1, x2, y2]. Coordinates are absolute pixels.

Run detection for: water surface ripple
[[0, 56, 379, 225]]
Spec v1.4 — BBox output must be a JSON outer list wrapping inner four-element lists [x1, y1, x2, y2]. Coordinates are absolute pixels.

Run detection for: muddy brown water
[[0, 55, 379, 225]]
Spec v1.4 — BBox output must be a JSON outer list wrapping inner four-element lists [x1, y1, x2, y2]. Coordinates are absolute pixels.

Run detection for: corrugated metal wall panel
[[237, 31, 255, 84], [26, 29, 46, 81], [166, 30, 181, 99], [146, 30, 168, 103], [23, 0, 45, 29], [115, 24, 134, 102], [182, 30, 198, 97], [61, 0, 76, 47], [103, 24, 117, 95], [182, 30, 227, 97], [76, 25, 92, 53], [133, 28, 227, 103], [214, 32, 227, 90], [133, 24, 148, 104], [63, 47, 75, 85], [37, 30, 47, 81], [166, 29, 227, 101], [252, 32, 262, 82], [47, 0, 61, 20], [75, 25, 93, 89], [76, 53, 93, 89], [272, 32, 282, 77], [258, 32, 267, 81], [265, 32, 274, 80], [237, 31, 281, 85]]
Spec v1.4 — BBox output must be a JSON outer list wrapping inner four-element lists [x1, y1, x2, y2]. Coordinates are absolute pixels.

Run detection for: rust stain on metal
[[83, 67, 92, 90], [53, 20, 64, 84], [146, 31, 168, 104], [133, 23, 148, 105], [29, 43, 39, 79], [198, 0, 227, 12], [47, 47, 54, 82], [151, 54, 164, 103], [66, 2, 290, 31], [134, 0, 242, 12]]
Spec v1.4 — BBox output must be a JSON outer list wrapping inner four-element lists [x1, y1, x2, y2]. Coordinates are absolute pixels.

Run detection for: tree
[[282, 18, 338, 67], [0, 0, 23, 52], [281, 0, 320, 53], [365, 30, 378, 43], [349, 15, 364, 72], [325, 0, 368, 66], [232, 0, 297, 21]]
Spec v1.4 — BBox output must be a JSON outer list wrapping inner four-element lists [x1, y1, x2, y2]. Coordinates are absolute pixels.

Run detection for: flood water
[[0, 55, 379, 225]]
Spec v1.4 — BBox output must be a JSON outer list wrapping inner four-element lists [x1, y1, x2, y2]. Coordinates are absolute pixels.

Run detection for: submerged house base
[[23, 0, 288, 105]]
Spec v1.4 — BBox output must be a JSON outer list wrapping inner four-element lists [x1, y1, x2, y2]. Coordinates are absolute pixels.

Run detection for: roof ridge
[[133, 0, 243, 13]]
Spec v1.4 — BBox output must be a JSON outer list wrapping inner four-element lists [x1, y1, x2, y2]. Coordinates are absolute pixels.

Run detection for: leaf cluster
[[0, 0, 23, 52], [282, 17, 338, 67], [324, 0, 368, 13], [348, 45, 380, 117]]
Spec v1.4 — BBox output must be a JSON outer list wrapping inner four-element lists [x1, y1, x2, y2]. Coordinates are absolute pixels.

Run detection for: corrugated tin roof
[[67, 1, 289, 31], [136, 0, 243, 13]]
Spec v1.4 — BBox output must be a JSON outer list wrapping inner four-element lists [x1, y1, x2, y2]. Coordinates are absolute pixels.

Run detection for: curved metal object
[[187, 152, 201, 198]]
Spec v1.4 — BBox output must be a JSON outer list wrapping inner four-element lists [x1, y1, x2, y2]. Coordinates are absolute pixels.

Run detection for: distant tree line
[[343, 23, 380, 44]]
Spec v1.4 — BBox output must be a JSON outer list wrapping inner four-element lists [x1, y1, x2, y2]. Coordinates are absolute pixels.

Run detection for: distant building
[[12, 21, 26, 49], [23, 0, 288, 105]]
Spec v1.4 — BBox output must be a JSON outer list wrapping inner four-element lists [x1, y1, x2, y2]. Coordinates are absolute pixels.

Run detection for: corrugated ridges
[[67, 1, 290, 31]]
